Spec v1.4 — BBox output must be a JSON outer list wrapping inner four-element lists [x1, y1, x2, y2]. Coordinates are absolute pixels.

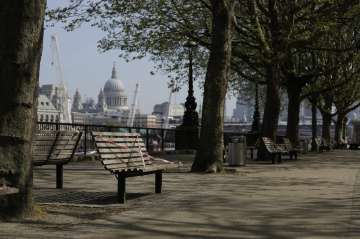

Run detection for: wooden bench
[[91, 131, 176, 204], [32, 130, 82, 189], [261, 137, 288, 164], [283, 138, 300, 160], [320, 137, 333, 151]]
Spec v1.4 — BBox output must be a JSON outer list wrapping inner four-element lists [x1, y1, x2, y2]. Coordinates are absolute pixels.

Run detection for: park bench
[[91, 131, 176, 204], [261, 137, 288, 164], [32, 130, 82, 189], [283, 138, 300, 160], [319, 137, 332, 151]]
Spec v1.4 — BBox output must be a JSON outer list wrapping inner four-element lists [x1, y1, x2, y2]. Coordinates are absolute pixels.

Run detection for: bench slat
[[102, 157, 150, 165], [98, 148, 146, 154], [101, 153, 146, 159], [93, 137, 145, 143], [92, 132, 140, 137]]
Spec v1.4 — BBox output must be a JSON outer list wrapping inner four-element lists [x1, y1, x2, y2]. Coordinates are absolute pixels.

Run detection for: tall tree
[[0, 1, 46, 218], [48, 0, 238, 172], [192, 0, 236, 172]]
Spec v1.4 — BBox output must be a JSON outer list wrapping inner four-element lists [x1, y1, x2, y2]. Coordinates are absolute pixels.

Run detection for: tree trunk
[[286, 83, 301, 145], [321, 96, 333, 144], [261, 65, 281, 140], [335, 113, 345, 147], [260, 1, 282, 141], [311, 101, 318, 151], [321, 112, 332, 144], [0, 1, 46, 218], [192, 0, 235, 173]]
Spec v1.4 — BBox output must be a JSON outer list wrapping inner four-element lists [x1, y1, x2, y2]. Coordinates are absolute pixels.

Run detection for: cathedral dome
[[103, 63, 128, 110], [104, 79, 125, 93], [104, 64, 125, 93]]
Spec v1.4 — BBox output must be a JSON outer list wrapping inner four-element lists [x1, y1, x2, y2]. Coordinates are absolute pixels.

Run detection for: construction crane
[[50, 34, 72, 123], [163, 87, 174, 129], [127, 83, 139, 127]]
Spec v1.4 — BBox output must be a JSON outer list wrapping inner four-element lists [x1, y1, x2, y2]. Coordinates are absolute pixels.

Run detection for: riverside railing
[[37, 122, 177, 156], [36, 122, 255, 157]]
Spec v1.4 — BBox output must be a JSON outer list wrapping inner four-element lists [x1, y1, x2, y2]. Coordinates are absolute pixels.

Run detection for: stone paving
[[1, 150, 360, 238]]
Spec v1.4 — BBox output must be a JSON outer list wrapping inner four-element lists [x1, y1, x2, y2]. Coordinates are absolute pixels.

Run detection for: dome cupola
[[103, 63, 128, 110]]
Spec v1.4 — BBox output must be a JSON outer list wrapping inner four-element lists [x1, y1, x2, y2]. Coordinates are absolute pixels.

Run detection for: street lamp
[[175, 41, 199, 150], [182, 41, 199, 127]]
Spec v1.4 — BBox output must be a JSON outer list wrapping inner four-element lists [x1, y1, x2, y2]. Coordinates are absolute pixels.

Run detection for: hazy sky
[[39, 1, 236, 115]]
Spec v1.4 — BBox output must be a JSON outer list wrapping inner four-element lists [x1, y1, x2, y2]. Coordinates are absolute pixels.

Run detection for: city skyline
[[39, 1, 236, 116]]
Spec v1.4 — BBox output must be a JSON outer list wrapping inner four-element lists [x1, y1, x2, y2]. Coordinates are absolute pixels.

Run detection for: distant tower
[[232, 95, 251, 123], [72, 89, 82, 112], [96, 88, 107, 112], [103, 62, 128, 111]]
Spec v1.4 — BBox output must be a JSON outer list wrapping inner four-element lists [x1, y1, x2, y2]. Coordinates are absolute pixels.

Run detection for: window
[[50, 115, 54, 122], [45, 115, 49, 122], [40, 114, 44, 121]]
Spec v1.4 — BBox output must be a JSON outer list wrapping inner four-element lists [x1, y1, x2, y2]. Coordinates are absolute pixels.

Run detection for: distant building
[[152, 102, 184, 127], [232, 96, 253, 123], [103, 64, 128, 111], [72, 89, 82, 112], [152, 102, 184, 118], [134, 113, 158, 128], [69, 63, 159, 128], [37, 94, 60, 122], [39, 83, 71, 122]]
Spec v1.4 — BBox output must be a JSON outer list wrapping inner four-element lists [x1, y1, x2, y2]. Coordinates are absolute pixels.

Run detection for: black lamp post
[[182, 41, 199, 127], [175, 41, 199, 150], [251, 83, 260, 132]]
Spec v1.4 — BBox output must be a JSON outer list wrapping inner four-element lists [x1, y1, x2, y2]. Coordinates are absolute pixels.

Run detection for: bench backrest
[[32, 130, 82, 166], [262, 137, 288, 153], [262, 137, 279, 153], [91, 132, 150, 174], [32, 131, 59, 166]]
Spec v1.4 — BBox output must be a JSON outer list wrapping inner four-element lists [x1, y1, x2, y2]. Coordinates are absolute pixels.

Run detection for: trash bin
[[228, 136, 247, 166]]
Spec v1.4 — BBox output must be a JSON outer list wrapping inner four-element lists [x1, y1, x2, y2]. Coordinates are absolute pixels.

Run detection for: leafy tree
[[48, 0, 238, 172], [0, 0, 46, 218], [192, 0, 237, 172]]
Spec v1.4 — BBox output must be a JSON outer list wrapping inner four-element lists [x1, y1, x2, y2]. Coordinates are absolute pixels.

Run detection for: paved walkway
[[1, 150, 360, 238]]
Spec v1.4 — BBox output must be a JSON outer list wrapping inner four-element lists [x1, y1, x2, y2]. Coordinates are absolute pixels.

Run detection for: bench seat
[[92, 131, 176, 204], [262, 137, 288, 164]]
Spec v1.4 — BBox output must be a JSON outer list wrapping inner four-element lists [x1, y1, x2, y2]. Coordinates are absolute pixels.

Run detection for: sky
[[39, 1, 236, 116]]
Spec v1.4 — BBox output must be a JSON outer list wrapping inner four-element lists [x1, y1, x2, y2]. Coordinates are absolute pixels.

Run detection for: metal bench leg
[[155, 171, 162, 194], [117, 175, 126, 204], [56, 164, 63, 189], [278, 154, 282, 164], [251, 149, 254, 160]]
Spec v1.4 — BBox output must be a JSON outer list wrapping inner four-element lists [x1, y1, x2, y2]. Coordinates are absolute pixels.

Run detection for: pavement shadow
[[35, 190, 149, 205]]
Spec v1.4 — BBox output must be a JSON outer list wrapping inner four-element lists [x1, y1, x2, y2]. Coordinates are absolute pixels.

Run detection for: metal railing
[[37, 122, 177, 156], [37, 122, 288, 156]]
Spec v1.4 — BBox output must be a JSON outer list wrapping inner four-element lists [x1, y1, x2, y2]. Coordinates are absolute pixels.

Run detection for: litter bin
[[228, 136, 247, 166]]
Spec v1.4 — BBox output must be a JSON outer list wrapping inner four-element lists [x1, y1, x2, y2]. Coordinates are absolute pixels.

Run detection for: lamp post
[[175, 41, 199, 150], [182, 41, 199, 127]]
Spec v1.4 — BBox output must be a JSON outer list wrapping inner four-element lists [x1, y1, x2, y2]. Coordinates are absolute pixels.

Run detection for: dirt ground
[[1, 150, 360, 238]]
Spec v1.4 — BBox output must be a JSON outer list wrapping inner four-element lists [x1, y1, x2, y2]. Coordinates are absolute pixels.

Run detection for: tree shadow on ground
[[35, 190, 149, 205]]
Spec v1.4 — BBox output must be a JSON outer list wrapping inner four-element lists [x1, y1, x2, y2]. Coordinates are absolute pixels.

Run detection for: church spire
[[111, 62, 117, 79]]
